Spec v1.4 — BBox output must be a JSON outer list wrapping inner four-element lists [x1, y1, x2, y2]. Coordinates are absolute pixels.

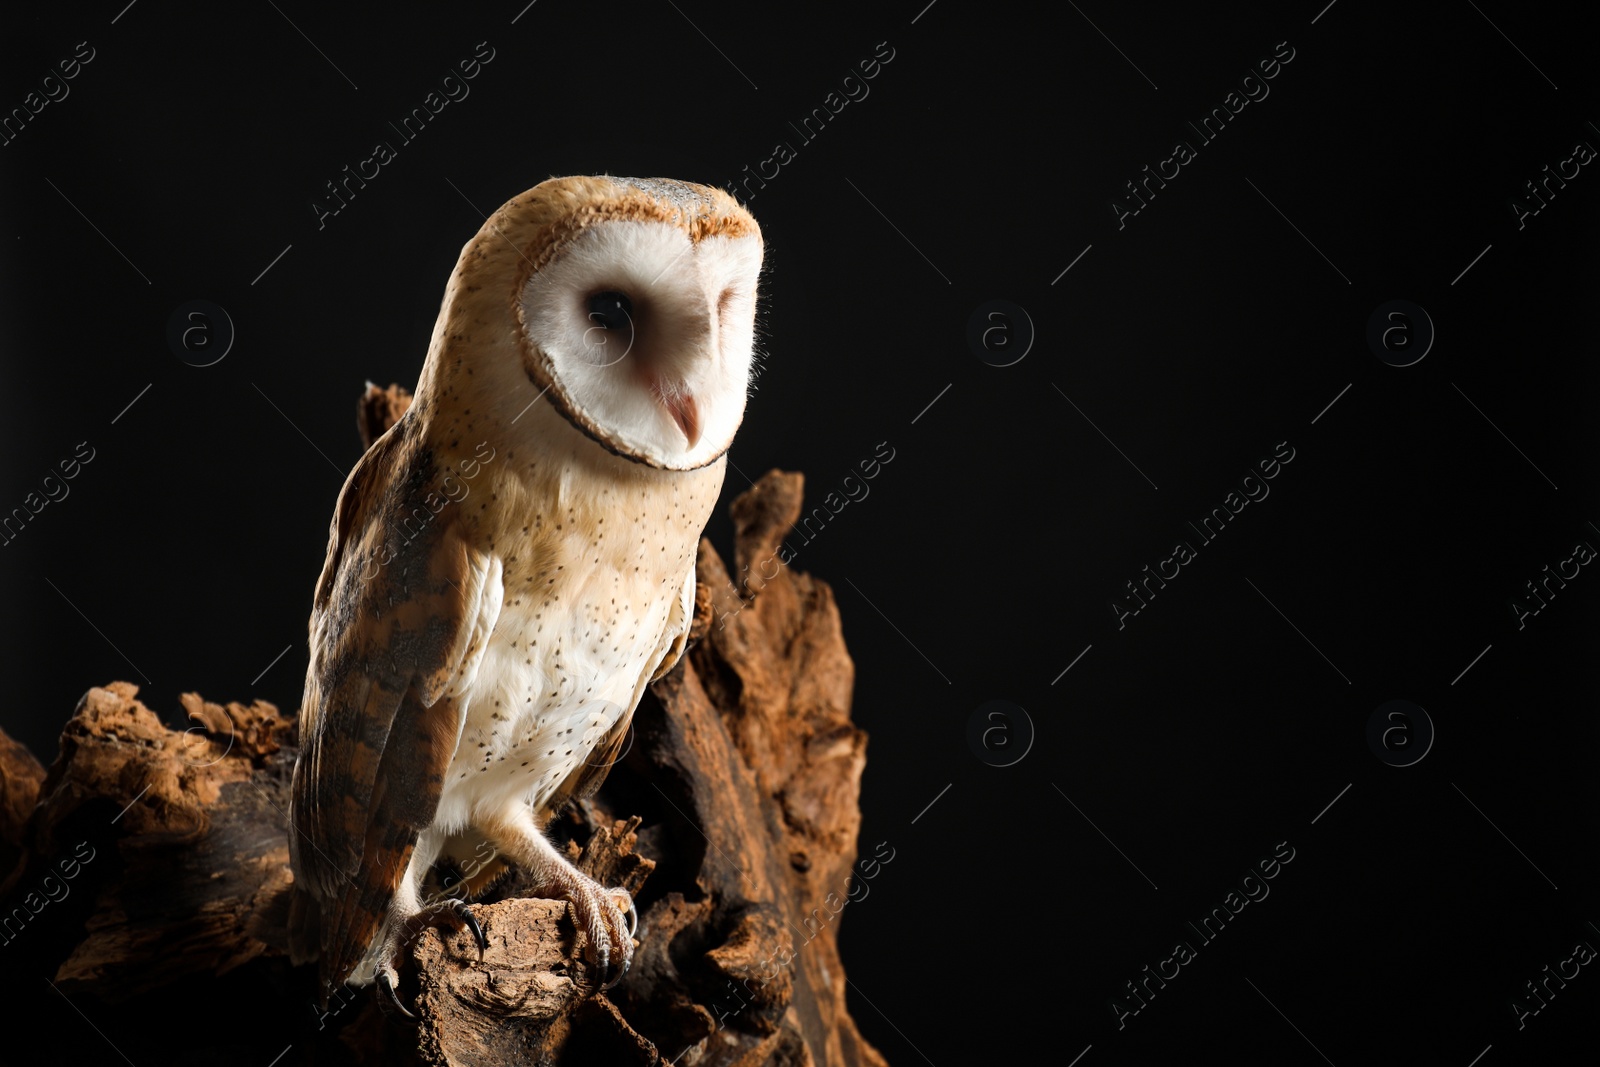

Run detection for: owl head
[[420, 175, 763, 472]]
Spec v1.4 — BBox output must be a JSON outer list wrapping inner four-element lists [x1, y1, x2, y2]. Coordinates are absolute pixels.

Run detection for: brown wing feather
[[287, 416, 496, 1003], [647, 564, 696, 685]]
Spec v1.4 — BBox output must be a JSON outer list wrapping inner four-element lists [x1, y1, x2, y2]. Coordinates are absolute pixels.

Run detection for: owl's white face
[[518, 219, 763, 470]]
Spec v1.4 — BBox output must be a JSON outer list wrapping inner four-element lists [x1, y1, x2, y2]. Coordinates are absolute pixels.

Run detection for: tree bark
[[0, 383, 888, 1067]]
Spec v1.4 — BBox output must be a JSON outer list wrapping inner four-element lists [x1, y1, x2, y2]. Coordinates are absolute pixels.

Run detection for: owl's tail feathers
[[286, 882, 322, 967], [245, 879, 338, 1008], [286, 882, 362, 1012], [291, 881, 352, 1014]]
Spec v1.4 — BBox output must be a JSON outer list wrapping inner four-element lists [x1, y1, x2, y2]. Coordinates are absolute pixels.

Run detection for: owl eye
[[586, 291, 634, 332]]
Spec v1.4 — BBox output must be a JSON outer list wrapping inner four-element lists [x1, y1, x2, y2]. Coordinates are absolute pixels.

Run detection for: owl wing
[[648, 558, 699, 684], [540, 559, 698, 818], [287, 420, 502, 999]]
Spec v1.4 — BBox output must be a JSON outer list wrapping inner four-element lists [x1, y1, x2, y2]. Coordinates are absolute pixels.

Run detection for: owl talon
[[377, 967, 415, 1019], [420, 897, 487, 961], [599, 886, 635, 989], [545, 868, 636, 991], [450, 898, 489, 960], [612, 889, 639, 941]]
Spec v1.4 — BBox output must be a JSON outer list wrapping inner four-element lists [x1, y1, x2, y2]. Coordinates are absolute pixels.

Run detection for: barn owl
[[286, 176, 763, 1011]]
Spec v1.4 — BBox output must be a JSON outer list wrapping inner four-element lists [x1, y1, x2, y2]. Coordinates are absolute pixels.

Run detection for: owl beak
[[650, 376, 701, 449]]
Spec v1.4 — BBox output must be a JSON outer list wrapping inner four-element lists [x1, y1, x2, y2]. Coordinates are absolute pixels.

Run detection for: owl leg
[[479, 805, 636, 989], [370, 833, 490, 1018]]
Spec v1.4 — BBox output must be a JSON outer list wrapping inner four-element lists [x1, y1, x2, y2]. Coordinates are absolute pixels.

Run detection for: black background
[[3, 1, 1598, 1064]]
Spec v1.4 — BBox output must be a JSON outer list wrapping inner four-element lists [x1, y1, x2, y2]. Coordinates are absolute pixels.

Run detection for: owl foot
[[477, 809, 638, 991], [373, 896, 487, 1018], [542, 863, 637, 990], [377, 963, 414, 1019], [421, 896, 490, 960]]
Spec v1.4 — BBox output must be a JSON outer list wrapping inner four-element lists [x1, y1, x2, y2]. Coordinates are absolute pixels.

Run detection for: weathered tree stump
[[0, 383, 888, 1067]]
